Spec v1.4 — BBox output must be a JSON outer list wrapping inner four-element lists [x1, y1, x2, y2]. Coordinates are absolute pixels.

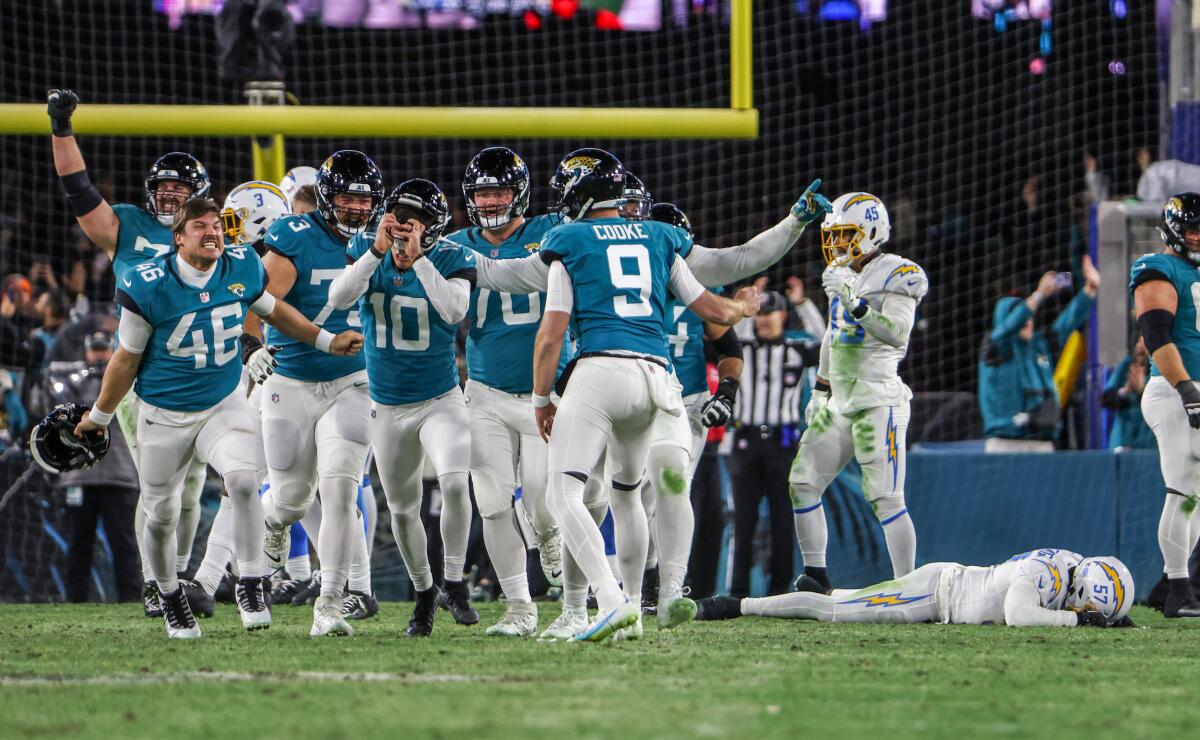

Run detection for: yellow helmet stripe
[[843, 193, 880, 209], [1097, 561, 1125, 614], [234, 181, 287, 200]]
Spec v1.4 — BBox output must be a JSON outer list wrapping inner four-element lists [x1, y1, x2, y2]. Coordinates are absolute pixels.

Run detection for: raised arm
[[673, 258, 761, 326], [47, 89, 120, 258]]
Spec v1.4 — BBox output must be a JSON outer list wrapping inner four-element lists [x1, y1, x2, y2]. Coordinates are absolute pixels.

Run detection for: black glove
[[47, 89, 78, 137], [1076, 610, 1108, 628], [1176, 380, 1200, 430], [700, 377, 738, 428]]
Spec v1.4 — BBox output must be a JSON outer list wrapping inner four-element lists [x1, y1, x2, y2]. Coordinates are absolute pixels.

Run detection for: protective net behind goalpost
[[0, 0, 1161, 599]]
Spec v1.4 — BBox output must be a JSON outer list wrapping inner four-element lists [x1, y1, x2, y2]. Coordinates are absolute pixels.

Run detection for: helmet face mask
[[821, 192, 890, 270], [1161, 193, 1200, 264], [463, 147, 530, 230], [145, 152, 210, 226], [620, 173, 652, 221], [315, 150, 385, 239], [821, 223, 867, 268]]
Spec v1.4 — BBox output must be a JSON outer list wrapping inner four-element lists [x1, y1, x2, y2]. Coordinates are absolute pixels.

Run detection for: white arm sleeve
[[817, 325, 831, 379], [476, 253, 550, 293], [411, 257, 471, 324], [117, 310, 151, 354], [1003, 580, 1078, 628], [793, 299, 825, 338], [670, 257, 706, 307], [857, 293, 918, 348], [327, 250, 383, 309], [545, 260, 574, 314], [684, 214, 806, 287], [248, 291, 276, 317]]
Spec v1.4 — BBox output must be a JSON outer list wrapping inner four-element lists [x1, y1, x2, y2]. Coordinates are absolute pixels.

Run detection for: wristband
[[239, 333, 264, 364], [814, 378, 831, 394], [850, 300, 870, 320], [88, 406, 114, 426], [715, 376, 739, 401], [532, 393, 552, 409], [315, 329, 335, 354]]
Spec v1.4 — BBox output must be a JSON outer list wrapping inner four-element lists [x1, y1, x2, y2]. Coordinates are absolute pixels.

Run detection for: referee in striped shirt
[[728, 291, 821, 598]]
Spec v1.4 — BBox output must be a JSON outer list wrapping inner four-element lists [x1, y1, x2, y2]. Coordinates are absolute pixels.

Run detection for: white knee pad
[[870, 493, 907, 524], [473, 470, 515, 520], [142, 489, 181, 529], [224, 469, 261, 500], [647, 444, 690, 497], [263, 416, 304, 472], [323, 439, 368, 481]]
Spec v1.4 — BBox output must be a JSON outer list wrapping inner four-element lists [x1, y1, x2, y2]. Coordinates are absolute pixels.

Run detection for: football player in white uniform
[[789, 193, 927, 594], [697, 550, 1134, 629]]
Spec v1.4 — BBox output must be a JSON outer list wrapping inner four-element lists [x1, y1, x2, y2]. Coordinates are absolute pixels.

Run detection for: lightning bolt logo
[[840, 592, 931, 608], [843, 193, 881, 209], [886, 408, 898, 490], [1034, 559, 1062, 601], [1096, 561, 1126, 615]]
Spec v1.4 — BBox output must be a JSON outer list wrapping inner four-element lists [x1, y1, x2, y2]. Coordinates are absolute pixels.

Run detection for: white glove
[[837, 282, 865, 316], [246, 346, 279, 384], [804, 388, 830, 427], [821, 265, 856, 303]]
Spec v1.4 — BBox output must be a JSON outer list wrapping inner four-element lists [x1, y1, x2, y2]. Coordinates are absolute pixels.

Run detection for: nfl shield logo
[[393, 276, 403, 286], [199, 291, 210, 303], [271, 393, 280, 403], [490, 248, 500, 258]]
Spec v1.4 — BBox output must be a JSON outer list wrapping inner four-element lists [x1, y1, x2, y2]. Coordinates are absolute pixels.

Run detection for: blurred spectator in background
[[1102, 336, 1155, 450], [1083, 150, 1111, 204], [979, 256, 1100, 452], [0, 274, 35, 366], [45, 331, 140, 602], [1138, 158, 1200, 203], [21, 289, 72, 422], [687, 362, 730, 600], [784, 275, 824, 338], [727, 291, 818, 597]]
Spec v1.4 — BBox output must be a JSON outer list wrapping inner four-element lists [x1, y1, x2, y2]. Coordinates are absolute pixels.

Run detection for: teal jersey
[[261, 212, 366, 382], [1129, 253, 1200, 380], [116, 246, 267, 412], [447, 214, 572, 393], [665, 296, 709, 397], [541, 218, 690, 361], [111, 204, 173, 282], [348, 235, 477, 405]]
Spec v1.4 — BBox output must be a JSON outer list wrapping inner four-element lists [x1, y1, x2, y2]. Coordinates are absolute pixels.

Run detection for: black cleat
[[180, 578, 214, 618], [271, 577, 304, 605], [696, 595, 743, 621], [438, 580, 480, 625], [342, 590, 379, 620], [142, 581, 162, 618], [1162, 578, 1200, 618], [407, 586, 440, 637], [214, 569, 236, 604], [289, 573, 322, 607], [1145, 574, 1169, 612], [793, 574, 832, 596], [641, 567, 659, 615]]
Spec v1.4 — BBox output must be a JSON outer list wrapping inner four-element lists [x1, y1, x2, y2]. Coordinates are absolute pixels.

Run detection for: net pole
[[731, 0, 753, 111]]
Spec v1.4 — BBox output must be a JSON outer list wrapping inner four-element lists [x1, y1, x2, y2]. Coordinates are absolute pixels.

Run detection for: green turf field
[[0, 603, 1194, 739]]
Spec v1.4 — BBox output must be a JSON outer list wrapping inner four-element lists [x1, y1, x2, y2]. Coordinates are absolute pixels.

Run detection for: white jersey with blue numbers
[[262, 212, 365, 382], [446, 214, 572, 394], [937, 550, 1075, 626], [665, 296, 709, 397], [111, 204, 173, 282], [116, 246, 267, 412], [348, 235, 477, 405], [1129, 252, 1200, 380], [541, 217, 691, 361]]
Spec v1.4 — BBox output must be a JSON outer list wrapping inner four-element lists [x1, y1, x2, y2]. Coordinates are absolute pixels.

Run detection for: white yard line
[[0, 671, 509, 686]]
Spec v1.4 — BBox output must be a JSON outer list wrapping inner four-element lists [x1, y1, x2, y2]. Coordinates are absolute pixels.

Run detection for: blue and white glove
[[791, 179, 833, 225]]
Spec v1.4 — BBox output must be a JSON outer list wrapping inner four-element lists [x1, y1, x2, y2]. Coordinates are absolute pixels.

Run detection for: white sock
[[439, 472, 471, 583], [482, 510, 531, 602], [562, 546, 589, 610], [1160, 492, 1197, 580], [226, 470, 266, 578], [194, 497, 235, 596], [348, 512, 372, 593], [610, 489, 649, 601], [549, 473, 623, 610], [880, 511, 917, 578], [652, 468, 694, 591], [287, 552, 311, 581], [316, 476, 358, 598], [793, 501, 828, 569]]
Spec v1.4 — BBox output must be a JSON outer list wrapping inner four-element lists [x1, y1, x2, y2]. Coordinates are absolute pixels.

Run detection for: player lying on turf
[[696, 549, 1133, 627]]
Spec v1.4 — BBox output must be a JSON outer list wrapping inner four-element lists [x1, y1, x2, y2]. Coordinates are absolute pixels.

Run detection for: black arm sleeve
[[1138, 308, 1176, 355], [709, 326, 741, 361]]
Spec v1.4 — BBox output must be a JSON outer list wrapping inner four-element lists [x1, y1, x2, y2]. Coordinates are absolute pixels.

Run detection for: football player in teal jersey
[[74, 199, 363, 639], [1130, 192, 1200, 618], [47, 88, 215, 618], [442, 147, 567, 637], [328, 178, 479, 637], [249, 151, 384, 637], [531, 149, 761, 642]]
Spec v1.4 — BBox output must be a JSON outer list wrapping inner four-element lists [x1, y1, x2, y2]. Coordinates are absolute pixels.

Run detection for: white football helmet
[[821, 192, 891, 268], [1066, 556, 1134, 625], [221, 181, 290, 246], [280, 166, 318, 210]]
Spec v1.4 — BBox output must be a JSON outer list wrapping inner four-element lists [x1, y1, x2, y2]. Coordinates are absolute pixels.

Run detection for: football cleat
[[695, 596, 742, 621], [573, 598, 638, 642], [262, 522, 290, 573], [235, 576, 272, 631], [793, 573, 832, 596], [538, 605, 589, 642], [160, 586, 201, 639], [290, 573, 322, 606], [641, 567, 659, 615], [406, 586, 440, 637], [535, 529, 563, 588], [180, 578, 214, 618], [612, 613, 644, 641], [484, 600, 538, 637], [657, 579, 696, 629], [310, 594, 354, 638], [1145, 574, 1169, 612], [342, 590, 379, 621], [142, 581, 162, 618], [214, 569, 236, 604], [270, 577, 304, 605], [438, 580, 480, 625]]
